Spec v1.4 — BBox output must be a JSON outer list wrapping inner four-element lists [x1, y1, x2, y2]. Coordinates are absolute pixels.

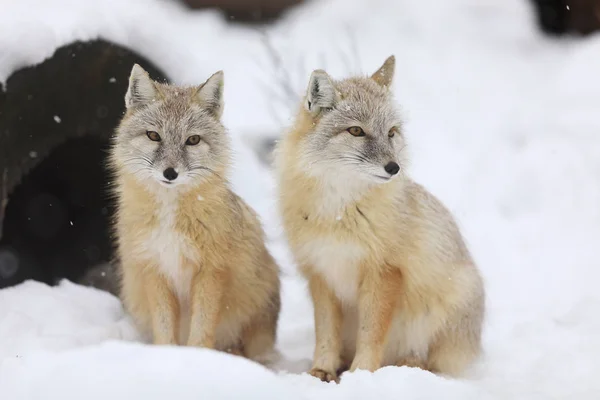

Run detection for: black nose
[[163, 168, 178, 181], [384, 161, 400, 175]]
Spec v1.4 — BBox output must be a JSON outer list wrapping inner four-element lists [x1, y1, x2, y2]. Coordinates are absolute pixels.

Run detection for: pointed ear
[[305, 70, 338, 116], [125, 64, 160, 109], [371, 55, 395, 88], [194, 70, 224, 119]]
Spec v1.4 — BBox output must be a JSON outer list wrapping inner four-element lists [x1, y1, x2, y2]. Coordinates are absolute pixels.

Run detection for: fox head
[[112, 64, 229, 189], [298, 55, 406, 186]]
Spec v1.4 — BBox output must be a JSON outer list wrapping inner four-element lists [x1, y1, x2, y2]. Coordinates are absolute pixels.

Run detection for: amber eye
[[389, 126, 399, 138], [185, 135, 201, 146], [347, 126, 365, 137], [146, 131, 161, 142]]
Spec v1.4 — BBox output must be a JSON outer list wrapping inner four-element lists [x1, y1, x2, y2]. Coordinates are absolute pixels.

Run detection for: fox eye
[[146, 131, 161, 142], [185, 135, 201, 146], [389, 127, 399, 138], [347, 126, 365, 137]]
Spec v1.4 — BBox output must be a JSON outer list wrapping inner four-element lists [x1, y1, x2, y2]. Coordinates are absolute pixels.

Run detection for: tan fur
[[111, 65, 280, 364], [275, 56, 485, 382]]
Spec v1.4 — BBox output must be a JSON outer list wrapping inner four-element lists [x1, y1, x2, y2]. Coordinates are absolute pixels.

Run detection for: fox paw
[[396, 356, 427, 370], [309, 368, 339, 383], [225, 347, 244, 357]]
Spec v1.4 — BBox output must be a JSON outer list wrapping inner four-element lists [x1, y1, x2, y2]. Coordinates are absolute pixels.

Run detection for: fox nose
[[163, 168, 178, 181], [384, 161, 400, 176]]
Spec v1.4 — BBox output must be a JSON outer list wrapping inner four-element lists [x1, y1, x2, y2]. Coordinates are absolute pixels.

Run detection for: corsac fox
[[110, 64, 280, 364], [275, 55, 485, 382]]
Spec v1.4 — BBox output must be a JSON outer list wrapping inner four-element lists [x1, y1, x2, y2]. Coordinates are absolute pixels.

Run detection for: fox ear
[[195, 70, 224, 119], [371, 55, 395, 88], [306, 70, 338, 116], [125, 64, 160, 109]]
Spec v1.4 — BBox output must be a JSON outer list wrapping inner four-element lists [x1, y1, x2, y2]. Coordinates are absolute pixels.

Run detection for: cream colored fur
[[275, 56, 485, 382], [110, 65, 280, 365]]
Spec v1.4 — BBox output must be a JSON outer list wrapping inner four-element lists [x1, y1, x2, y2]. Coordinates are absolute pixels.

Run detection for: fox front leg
[[187, 267, 226, 348], [349, 267, 401, 372], [144, 267, 180, 345], [307, 271, 344, 383]]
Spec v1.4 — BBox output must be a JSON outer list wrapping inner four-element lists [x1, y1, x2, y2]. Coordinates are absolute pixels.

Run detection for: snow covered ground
[[2, 0, 600, 398]]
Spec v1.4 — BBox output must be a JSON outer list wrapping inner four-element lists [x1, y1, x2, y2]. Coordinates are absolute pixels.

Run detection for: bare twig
[[253, 25, 361, 127], [334, 24, 362, 76], [253, 28, 303, 126], [296, 53, 308, 88], [259, 29, 298, 106], [344, 23, 362, 74]]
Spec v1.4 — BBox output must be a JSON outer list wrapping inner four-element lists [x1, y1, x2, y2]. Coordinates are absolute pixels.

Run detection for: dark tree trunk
[[181, 0, 304, 23]]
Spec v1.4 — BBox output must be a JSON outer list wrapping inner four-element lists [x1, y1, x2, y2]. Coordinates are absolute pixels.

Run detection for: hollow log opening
[[0, 136, 113, 287], [0, 39, 168, 290]]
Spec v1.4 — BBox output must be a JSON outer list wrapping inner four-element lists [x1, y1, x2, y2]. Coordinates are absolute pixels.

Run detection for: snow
[[2, 0, 600, 399], [2, 340, 298, 400]]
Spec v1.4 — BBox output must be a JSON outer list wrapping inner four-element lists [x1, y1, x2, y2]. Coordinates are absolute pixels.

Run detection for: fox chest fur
[[284, 184, 404, 305], [116, 180, 232, 302], [297, 232, 366, 305], [140, 197, 199, 301]]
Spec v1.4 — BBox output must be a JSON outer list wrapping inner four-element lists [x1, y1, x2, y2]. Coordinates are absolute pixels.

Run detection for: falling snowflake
[[53, 115, 61, 123], [29, 151, 37, 158], [109, 77, 116, 83]]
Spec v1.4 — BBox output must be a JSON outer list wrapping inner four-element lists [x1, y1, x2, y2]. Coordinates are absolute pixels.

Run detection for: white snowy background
[[1, 0, 599, 398]]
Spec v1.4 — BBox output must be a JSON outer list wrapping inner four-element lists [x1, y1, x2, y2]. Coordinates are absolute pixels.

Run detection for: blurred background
[[2, 2, 600, 397], [0, 0, 598, 291]]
